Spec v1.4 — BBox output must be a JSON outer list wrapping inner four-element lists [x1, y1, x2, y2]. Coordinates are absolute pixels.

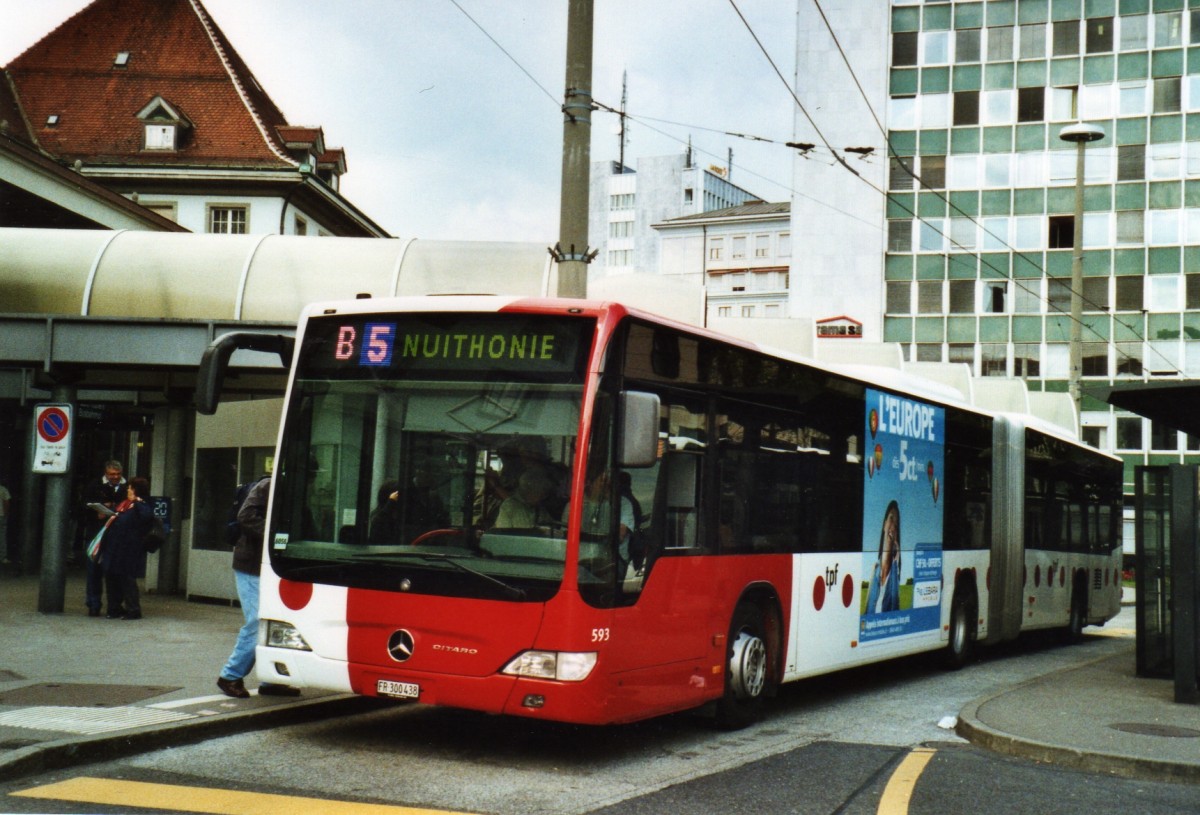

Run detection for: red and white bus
[[204, 296, 1123, 727]]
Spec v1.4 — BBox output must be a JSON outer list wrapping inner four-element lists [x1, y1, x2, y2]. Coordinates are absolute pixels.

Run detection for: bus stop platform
[[0, 571, 1197, 785]]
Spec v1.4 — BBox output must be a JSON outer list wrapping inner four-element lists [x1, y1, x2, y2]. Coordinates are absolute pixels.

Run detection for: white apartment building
[[588, 152, 763, 278], [654, 202, 793, 322]]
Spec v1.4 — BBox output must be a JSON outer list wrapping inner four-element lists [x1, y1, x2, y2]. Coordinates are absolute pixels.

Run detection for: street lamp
[[1058, 122, 1105, 424]]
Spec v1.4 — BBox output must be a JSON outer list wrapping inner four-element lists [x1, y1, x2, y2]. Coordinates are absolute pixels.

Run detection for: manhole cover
[[1109, 722, 1200, 738]]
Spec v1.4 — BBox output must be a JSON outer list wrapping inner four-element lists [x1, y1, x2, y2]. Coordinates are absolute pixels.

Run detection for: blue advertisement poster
[[861, 389, 944, 643]]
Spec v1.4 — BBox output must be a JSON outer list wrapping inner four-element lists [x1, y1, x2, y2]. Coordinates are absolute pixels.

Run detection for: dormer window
[[114, 51, 131, 68], [46, 114, 60, 127], [136, 95, 190, 152]]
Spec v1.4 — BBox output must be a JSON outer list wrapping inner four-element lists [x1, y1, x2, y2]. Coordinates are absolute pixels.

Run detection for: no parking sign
[[33, 403, 73, 474]]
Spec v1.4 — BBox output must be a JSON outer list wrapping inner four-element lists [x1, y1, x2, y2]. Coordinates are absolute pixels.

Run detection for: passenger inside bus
[[493, 467, 556, 530]]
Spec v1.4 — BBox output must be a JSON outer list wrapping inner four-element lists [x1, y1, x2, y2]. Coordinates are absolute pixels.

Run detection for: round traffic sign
[[37, 407, 70, 443]]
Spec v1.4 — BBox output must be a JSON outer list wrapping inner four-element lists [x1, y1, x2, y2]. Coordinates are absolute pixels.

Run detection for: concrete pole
[[19, 410, 44, 575], [1068, 138, 1086, 419], [1058, 123, 1104, 423], [38, 384, 76, 613], [555, 0, 594, 298], [157, 406, 188, 595]]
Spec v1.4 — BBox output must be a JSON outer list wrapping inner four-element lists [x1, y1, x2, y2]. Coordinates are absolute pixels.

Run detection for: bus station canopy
[[1092, 381, 1200, 438]]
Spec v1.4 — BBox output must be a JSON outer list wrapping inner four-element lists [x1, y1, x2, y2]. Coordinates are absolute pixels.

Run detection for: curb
[[0, 695, 388, 783], [955, 656, 1200, 785]]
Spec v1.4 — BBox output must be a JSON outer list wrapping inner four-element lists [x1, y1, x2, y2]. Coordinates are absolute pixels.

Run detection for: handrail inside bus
[[195, 331, 295, 415]]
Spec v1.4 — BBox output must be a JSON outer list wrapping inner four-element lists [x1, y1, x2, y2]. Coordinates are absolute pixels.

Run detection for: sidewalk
[[956, 637, 1200, 784], [0, 571, 1197, 785], [0, 570, 373, 781]]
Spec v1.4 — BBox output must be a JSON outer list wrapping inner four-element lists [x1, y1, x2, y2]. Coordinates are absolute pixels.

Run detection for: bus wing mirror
[[195, 332, 295, 415], [619, 391, 660, 468]]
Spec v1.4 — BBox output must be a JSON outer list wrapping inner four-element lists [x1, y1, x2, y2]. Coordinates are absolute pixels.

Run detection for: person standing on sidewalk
[[216, 475, 298, 698], [83, 461, 126, 617], [101, 476, 153, 620]]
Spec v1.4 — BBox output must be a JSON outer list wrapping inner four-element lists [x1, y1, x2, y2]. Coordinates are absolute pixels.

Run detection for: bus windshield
[[268, 312, 594, 602]]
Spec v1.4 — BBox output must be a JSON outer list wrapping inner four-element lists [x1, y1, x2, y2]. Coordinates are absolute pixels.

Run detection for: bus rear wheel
[[715, 602, 774, 730], [1063, 582, 1087, 644], [942, 590, 977, 670]]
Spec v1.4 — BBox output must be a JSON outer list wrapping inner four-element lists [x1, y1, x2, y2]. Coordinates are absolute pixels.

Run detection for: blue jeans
[[85, 555, 105, 612], [220, 570, 259, 681]]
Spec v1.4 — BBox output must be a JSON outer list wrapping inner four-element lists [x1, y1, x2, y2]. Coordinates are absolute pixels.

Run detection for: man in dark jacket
[[216, 476, 298, 698], [82, 460, 125, 617]]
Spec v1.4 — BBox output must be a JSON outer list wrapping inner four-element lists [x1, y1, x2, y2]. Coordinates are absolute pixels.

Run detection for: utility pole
[[618, 70, 628, 173], [1059, 122, 1104, 422], [553, 0, 595, 298]]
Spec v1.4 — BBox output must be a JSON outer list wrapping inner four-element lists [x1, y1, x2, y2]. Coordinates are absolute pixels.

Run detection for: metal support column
[[157, 406, 188, 595], [1171, 464, 1199, 703], [37, 384, 76, 613]]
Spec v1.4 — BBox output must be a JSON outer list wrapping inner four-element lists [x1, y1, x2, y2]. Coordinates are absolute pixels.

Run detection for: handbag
[[144, 515, 166, 554], [86, 526, 105, 562]]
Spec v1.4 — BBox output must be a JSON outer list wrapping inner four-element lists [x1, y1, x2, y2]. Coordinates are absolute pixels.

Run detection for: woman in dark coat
[[102, 476, 153, 620]]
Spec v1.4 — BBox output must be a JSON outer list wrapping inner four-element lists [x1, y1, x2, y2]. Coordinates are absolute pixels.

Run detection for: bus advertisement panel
[[861, 389, 944, 643]]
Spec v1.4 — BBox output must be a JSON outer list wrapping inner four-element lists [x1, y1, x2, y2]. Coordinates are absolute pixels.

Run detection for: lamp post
[[1058, 122, 1105, 423]]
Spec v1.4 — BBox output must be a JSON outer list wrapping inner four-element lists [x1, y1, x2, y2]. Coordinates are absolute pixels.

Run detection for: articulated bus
[[205, 296, 1123, 727]]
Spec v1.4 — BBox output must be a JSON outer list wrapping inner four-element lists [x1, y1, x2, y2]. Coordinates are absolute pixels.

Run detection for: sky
[[1, 0, 801, 242]]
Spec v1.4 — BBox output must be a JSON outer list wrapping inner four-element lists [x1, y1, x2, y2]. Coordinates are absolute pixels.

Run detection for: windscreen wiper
[[352, 551, 527, 601]]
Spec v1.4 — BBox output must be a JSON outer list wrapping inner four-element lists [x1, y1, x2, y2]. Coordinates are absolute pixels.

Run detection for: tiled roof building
[[3, 0, 386, 236]]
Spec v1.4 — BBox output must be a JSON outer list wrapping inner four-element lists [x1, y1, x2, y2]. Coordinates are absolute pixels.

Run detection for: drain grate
[[0, 683, 178, 707], [1109, 722, 1200, 738], [0, 706, 196, 735]]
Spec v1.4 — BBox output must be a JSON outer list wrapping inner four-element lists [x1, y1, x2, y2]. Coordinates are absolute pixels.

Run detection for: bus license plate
[[376, 679, 419, 699]]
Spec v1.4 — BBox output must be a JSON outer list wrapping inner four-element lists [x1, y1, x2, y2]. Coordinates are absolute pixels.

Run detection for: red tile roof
[[4, 0, 314, 169]]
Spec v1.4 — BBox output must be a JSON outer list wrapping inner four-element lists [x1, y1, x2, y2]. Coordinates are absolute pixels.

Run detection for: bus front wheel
[[715, 602, 774, 730]]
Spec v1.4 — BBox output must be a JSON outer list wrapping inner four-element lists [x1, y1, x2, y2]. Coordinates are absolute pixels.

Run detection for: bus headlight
[[265, 620, 312, 652], [502, 650, 597, 682]]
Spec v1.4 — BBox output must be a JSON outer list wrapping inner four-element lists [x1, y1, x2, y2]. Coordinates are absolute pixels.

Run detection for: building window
[[114, 51, 130, 68], [708, 238, 724, 260], [1017, 87, 1045, 122], [917, 281, 943, 313], [607, 249, 632, 266], [1049, 86, 1078, 120], [1121, 15, 1148, 51], [887, 282, 911, 314], [1052, 20, 1080, 56], [1155, 12, 1183, 48], [981, 344, 1007, 376], [717, 306, 731, 317], [1082, 277, 1109, 311], [949, 280, 974, 313], [609, 220, 633, 238], [741, 305, 755, 318], [731, 236, 747, 259], [893, 32, 918, 66], [948, 344, 975, 366], [890, 157, 915, 190], [1187, 273, 1200, 308], [957, 28, 981, 62], [1014, 280, 1042, 313], [954, 90, 980, 125], [1116, 342, 1144, 376], [1082, 342, 1108, 376], [916, 344, 943, 362], [887, 220, 912, 252], [1116, 416, 1143, 450], [985, 282, 1007, 313], [1116, 276, 1144, 311], [1117, 144, 1145, 180], [1119, 80, 1148, 116], [684, 188, 694, 204], [1048, 215, 1074, 249], [1081, 426, 1106, 449], [1047, 277, 1072, 313], [144, 124, 176, 150], [1152, 420, 1178, 451], [987, 26, 1014, 61], [1014, 343, 1041, 377], [754, 234, 770, 258], [920, 155, 946, 189], [294, 216, 307, 236], [208, 206, 247, 234], [1154, 77, 1182, 113], [1086, 18, 1114, 53], [609, 193, 634, 211], [1019, 24, 1046, 59], [778, 233, 790, 257]]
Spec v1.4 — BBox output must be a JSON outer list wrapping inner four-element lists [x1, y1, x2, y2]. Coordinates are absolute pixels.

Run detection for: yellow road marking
[[876, 747, 935, 815], [13, 777, 466, 815], [1088, 627, 1135, 639]]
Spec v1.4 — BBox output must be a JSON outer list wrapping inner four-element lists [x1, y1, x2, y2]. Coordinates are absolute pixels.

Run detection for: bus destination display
[[303, 314, 591, 377]]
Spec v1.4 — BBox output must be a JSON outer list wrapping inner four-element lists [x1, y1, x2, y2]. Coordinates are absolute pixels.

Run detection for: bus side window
[[664, 452, 701, 550]]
